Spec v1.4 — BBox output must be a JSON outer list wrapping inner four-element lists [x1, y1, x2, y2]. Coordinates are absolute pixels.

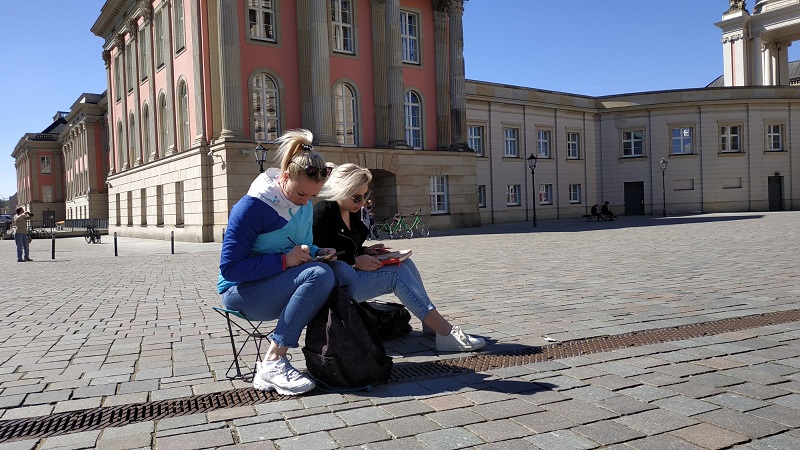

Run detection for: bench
[[583, 214, 603, 222]]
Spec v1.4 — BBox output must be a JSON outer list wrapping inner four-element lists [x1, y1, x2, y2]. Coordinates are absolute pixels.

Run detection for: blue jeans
[[221, 262, 338, 348], [330, 258, 436, 321], [14, 233, 29, 261]]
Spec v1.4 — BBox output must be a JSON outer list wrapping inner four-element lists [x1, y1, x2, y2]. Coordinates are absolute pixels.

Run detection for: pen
[[287, 237, 298, 246]]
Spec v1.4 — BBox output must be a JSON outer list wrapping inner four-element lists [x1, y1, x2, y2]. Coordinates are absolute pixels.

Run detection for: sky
[[2, 0, 796, 202]]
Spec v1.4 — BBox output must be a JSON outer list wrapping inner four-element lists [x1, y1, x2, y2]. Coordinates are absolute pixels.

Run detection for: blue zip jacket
[[217, 168, 320, 293]]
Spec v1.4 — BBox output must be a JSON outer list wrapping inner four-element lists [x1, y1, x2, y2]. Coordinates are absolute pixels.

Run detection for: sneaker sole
[[436, 340, 486, 352], [253, 377, 316, 396]]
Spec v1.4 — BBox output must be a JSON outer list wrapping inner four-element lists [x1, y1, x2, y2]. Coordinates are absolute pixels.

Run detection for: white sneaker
[[436, 326, 486, 352], [253, 356, 316, 395]]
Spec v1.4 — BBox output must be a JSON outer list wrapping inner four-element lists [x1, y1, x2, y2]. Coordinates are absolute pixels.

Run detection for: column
[[371, 0, 388, 147], [433, 3, 449, 149], [163, 0, 179, 153], [762, 42, 776, 86], [778, 42, 791, 85], [29, 150, 39, 203], [297, 1, 314, 133], [308, 0, 335, 145], [118, 34, 130, 168], [385, 0, 406, 148], [190, 0, 207, 146], [141, 5, 159, 161], [218, 0, 244, 139], [130, 18, 143, 165], [448, 0, 468, 150], [102, 49, 117, 173]]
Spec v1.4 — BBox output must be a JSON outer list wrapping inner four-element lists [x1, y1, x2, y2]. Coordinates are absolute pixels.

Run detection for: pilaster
[[434, 4, 450, 149], [308, 0, 335, 145], [102, 49, 117, 174], [448, 0, 468, 150], [386, 0, 407, 148], [371, 0, 389, 147], [218, 0, 244, 139], [190, 0, 207, 146]]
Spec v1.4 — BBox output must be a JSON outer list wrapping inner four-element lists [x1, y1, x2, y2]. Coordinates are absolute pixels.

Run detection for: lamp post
[[243, 143, 269, 173], [527, 153, 538, 227], [659, 157, 668, 217]]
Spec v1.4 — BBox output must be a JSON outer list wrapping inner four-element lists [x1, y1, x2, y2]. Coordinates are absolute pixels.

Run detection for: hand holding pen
[[286, 237, 311, 267]]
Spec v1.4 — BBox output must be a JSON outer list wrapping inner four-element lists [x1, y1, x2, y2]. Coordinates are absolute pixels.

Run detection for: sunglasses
[[291, 161, 332, 178], [351, 190, 371, 203]]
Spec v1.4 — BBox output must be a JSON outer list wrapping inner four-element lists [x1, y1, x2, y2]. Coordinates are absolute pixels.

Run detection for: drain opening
[[2, 308, 799, 443]]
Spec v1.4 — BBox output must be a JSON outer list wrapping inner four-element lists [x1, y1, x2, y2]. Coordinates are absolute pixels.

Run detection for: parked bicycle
[[27, 227, 51, 240], [85, 223, 101, 244], [407, 208, 430, 238], [389, 211, 414, 239], [370, 217, 393, 240]]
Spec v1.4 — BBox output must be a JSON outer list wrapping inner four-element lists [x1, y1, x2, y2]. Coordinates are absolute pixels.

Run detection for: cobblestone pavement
[[1, 212, 800, 449]]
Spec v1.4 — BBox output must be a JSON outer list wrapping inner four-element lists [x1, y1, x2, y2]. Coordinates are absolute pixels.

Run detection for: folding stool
[[212, 306, 272, 381]]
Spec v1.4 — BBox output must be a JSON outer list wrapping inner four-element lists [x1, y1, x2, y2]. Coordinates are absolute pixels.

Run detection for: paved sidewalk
[[1, 212, 800, 449]]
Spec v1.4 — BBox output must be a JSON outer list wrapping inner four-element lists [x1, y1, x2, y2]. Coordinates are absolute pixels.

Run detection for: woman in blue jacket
[[218, 129, 341, 396]]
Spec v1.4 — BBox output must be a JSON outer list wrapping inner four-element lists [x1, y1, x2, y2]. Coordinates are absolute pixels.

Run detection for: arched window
[[334, 82, 357, 146], [129, 112, 137, 164], [251, 73, 280, 141], [142, 103, 151, 163], [117, 121, 124, 171], [404, 91, 422, 149], [158, 92, 169, 155], [178, 81, 190, 151]]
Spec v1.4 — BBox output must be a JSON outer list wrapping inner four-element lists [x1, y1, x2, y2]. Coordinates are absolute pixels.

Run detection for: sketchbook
[[376, 249, 412, 265]]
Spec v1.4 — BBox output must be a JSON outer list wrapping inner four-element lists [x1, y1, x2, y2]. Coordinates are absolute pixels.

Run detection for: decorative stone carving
[[102, 49, 111, 67], [727, 0, 746, 13]]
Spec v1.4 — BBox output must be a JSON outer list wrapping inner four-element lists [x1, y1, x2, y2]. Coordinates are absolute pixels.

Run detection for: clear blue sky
[[2, 0, 794, 202]]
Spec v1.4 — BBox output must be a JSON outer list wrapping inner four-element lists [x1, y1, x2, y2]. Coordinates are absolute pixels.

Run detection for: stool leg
[[224, 312, 245, 380]]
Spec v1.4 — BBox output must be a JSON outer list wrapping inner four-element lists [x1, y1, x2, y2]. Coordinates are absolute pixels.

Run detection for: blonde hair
[[272, 129, 328, 182], [320, 163, 372, 201]]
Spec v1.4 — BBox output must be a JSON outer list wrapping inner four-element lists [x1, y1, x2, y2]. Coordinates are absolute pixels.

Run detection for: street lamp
[[527, 153, 538, 227], [659, 157, 668, 217], [242, 143, 269, 173]]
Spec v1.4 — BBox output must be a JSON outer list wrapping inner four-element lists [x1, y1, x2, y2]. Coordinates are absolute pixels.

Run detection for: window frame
[[248, 0, 277, 42], [40, 156, 52, 174], [537, 129, 551, 158], [158, 92, 169, 155], [251, 72, 281, 142], [477, 185, 486, 208], [400, 10, 420, 64], [429, 175, 448, 214], [503, 127, 519, 157], [331, 0, 354, 54], [670, 126, 694, 155], [404, 90, 422, 148], [334, 82, 358, 146], [539, 184, 553, 205], [154, 9, 165, 68], [178, 81, 190, 150], [622, 129, 645, 157], [468, 125, 484, 156], [114, 54, 122, 101], [174, 0, 186, 53], [720, 124, 742, 153], [568, 184, 581, 204], [767, 123, 784, 152], [506, 184, 521, 206], [125, 41, 134, 92], [42, 185, 53, 203], [567, 131, 580, 159], [142, 103, 152, 161], [138, 26, 149, 81]]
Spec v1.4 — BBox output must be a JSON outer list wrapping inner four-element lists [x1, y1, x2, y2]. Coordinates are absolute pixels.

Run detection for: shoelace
[[451, 326, 470, 344], [265, 357, 306, 381]]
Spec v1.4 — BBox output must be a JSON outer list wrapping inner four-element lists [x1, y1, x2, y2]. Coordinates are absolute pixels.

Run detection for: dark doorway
[[768, 176, 784, 211], [624, 182, 645, 215]]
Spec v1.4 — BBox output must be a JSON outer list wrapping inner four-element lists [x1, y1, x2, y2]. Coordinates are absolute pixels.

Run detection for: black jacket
[[313, 200, 369, 266]]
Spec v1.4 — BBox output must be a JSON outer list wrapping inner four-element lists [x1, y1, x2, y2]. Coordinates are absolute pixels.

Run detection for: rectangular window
[[114, 54, 122, 100], [248, 0, 276, 42], [156, 185, 164, 226], [127, 191, 134, 226], [567, 132, 580, 159], [767, 124, 783, 151], [116, 193, 121, 226], [720, 125, 741, 152], [400, 11, 419, 64], [539, 184, 553, 205], [139, 27, 149, 80], [506, 184, 521, 206], [175, 181, 184, 225], [155, 9, 165, 67], [537, 130, 551, 158], [174, 0, 185, 52], [477, 185, 486, 208], [429, 176, 448, 214], [40, 156, 51, 174], [42, 185, 53, 203], [569, 184, 581, 204], [622, 130, 644, 157], [504, 128, 519, 157], [140, 188, 147, 226], [671, 127, 693, 154], [469, 125, 484, 156], [331, 0, 354, 53], [125, 41, 134, 92]]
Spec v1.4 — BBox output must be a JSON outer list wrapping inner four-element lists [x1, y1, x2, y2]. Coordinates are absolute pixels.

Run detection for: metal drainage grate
[[2, 308, 800, 443]]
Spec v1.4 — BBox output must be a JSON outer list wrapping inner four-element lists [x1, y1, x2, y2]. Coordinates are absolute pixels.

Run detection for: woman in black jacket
[[313, 163, 485, 352]]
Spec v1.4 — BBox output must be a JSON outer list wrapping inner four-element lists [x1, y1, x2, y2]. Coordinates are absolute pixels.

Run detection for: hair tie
[[301, 143, 313, 151]]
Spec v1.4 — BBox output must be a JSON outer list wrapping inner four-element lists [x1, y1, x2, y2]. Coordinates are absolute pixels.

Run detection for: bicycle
[[389, 210, 414, 239], [370, 217, 393, 240], [85, 223, 101, 244], [27, 228, 51, 240], [407, 209, 430, 237]]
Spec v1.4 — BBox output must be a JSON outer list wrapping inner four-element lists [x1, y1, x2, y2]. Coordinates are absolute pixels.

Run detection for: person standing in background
[[12, 207, 33, 262]]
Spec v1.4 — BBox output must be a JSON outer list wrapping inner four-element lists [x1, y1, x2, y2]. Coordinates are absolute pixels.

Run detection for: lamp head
[[659, 157, 668, 173], [527, 153, 538, 170]]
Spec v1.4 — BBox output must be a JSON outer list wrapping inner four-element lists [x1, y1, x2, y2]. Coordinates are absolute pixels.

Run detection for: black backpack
[[302, 285, 393, 389], [360, 301, 413, 341]]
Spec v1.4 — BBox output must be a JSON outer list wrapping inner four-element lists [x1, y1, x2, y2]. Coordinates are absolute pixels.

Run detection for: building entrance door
[[768, 176, 784, 211], [624, 182, 645, 215]]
